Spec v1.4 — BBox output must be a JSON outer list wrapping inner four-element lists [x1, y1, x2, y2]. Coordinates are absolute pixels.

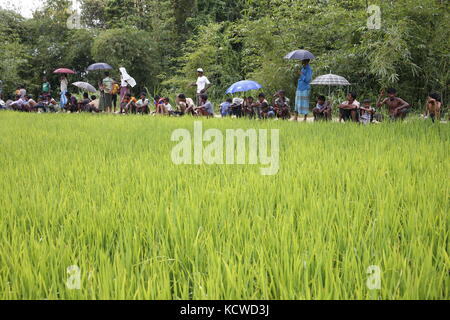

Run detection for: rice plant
[[0, 112, 448, 300]]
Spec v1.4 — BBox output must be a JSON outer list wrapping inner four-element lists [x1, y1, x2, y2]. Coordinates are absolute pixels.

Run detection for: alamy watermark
[[367, 5, 382, 30], [171, 122, 280, 176], [366, 265, 381, 290], [66, 265, 81, 290]]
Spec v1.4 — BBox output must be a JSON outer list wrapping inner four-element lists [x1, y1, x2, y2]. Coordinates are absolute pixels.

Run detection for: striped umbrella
[[311, 74, 351, 96], [311, 74, 351, 86]]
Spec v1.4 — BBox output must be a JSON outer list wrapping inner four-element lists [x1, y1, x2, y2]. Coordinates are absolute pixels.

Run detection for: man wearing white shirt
[[339, 92, 360, 122], [191, 68, 212, 105], [135, 93, 150, 114]]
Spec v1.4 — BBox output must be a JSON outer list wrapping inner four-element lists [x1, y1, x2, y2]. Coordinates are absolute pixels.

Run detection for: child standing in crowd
[[111, 81, 120, 113]]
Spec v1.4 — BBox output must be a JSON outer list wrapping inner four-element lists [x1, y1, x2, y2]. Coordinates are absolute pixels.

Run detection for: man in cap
[[191, 68, 212, 106]]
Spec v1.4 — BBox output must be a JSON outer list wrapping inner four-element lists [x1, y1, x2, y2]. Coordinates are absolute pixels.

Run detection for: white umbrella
[[311, 74, 351, 96], [72, 82, 97, 93]]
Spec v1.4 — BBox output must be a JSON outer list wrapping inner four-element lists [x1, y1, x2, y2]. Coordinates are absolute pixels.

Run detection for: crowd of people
[[0, 62, 445, 123]]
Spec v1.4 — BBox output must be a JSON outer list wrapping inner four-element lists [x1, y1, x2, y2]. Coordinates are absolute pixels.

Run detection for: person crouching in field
[[64, 92, 78, 113], [174, 94, 195, 116], [40, 95, 58, 112], [10, 95, 28, 112], [257, 93, 275, 119], [195, 94, 214, 117], [359, 99, 376, 125], [154, 96, 166, 114], [377, 88, 410, 120], [424, 93, 442, 123], [24, 95, 38, 112], [78, 93, 91, 112], [219, 98, 232, 117], [121, 93, 137, 114], [86, 95, 101, 113], [242, 96, 255, 118], [273, 90, 291, 120], [313, 95, 332, 121], [339, 92, 360, 122], [161, 97, 174, 115], [135, 93, 150, 114]]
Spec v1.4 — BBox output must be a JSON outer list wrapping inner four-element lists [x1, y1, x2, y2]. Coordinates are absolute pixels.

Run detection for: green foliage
[[0, 0, 448, 106], [91, 28, 159, 92]]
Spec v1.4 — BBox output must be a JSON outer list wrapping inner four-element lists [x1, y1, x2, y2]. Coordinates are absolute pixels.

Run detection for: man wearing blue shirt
[[295, 59, 313, 122]]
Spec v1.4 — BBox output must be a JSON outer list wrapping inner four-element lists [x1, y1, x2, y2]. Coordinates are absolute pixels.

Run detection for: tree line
[[0, 0, 448, 109]]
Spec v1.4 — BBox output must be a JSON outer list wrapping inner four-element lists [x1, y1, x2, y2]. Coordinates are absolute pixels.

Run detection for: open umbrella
[[226, 80, 262, 94], [72, 82, 97, 93], [87, 63, 113, 71], [54, 68, 76, 74], [284, 49, 315, 61], [311, 73, 351, 96]]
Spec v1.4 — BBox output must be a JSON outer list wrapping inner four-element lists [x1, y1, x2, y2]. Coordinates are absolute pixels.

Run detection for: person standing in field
[[294, 59, 313, 122], [120, 74, 130, 102], [98, 81, 105, 113], [111, 81, 120, 113], [190, 68, 212, 106], [42, 77, 51, 97], [102, 72, 114, 113], [60, 74, 68, 109], [19, 85, 27, 99], [376, 88, 410, 120]]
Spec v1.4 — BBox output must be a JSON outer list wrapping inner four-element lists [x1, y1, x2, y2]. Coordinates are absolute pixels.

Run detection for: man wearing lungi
[[295, 59, 313, 122]]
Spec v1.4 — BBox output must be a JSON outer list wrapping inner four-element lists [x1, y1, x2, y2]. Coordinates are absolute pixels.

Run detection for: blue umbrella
[[284, 49, 315, 60], [226, 80, 262, 94], [87, 63, 113, 71]]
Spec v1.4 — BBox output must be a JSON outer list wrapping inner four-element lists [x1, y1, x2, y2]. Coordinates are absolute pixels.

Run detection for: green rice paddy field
[[0, 112, 448, 300]]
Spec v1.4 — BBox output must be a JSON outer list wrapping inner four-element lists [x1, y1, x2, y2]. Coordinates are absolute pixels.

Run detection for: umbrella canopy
[[226, 80, 262, 94], [54, 68, 76, 74], [72, 82, 97, 93], [87, 63, 113, 71], [311, 74, 351, 86], [284, 49, 315, 60]]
